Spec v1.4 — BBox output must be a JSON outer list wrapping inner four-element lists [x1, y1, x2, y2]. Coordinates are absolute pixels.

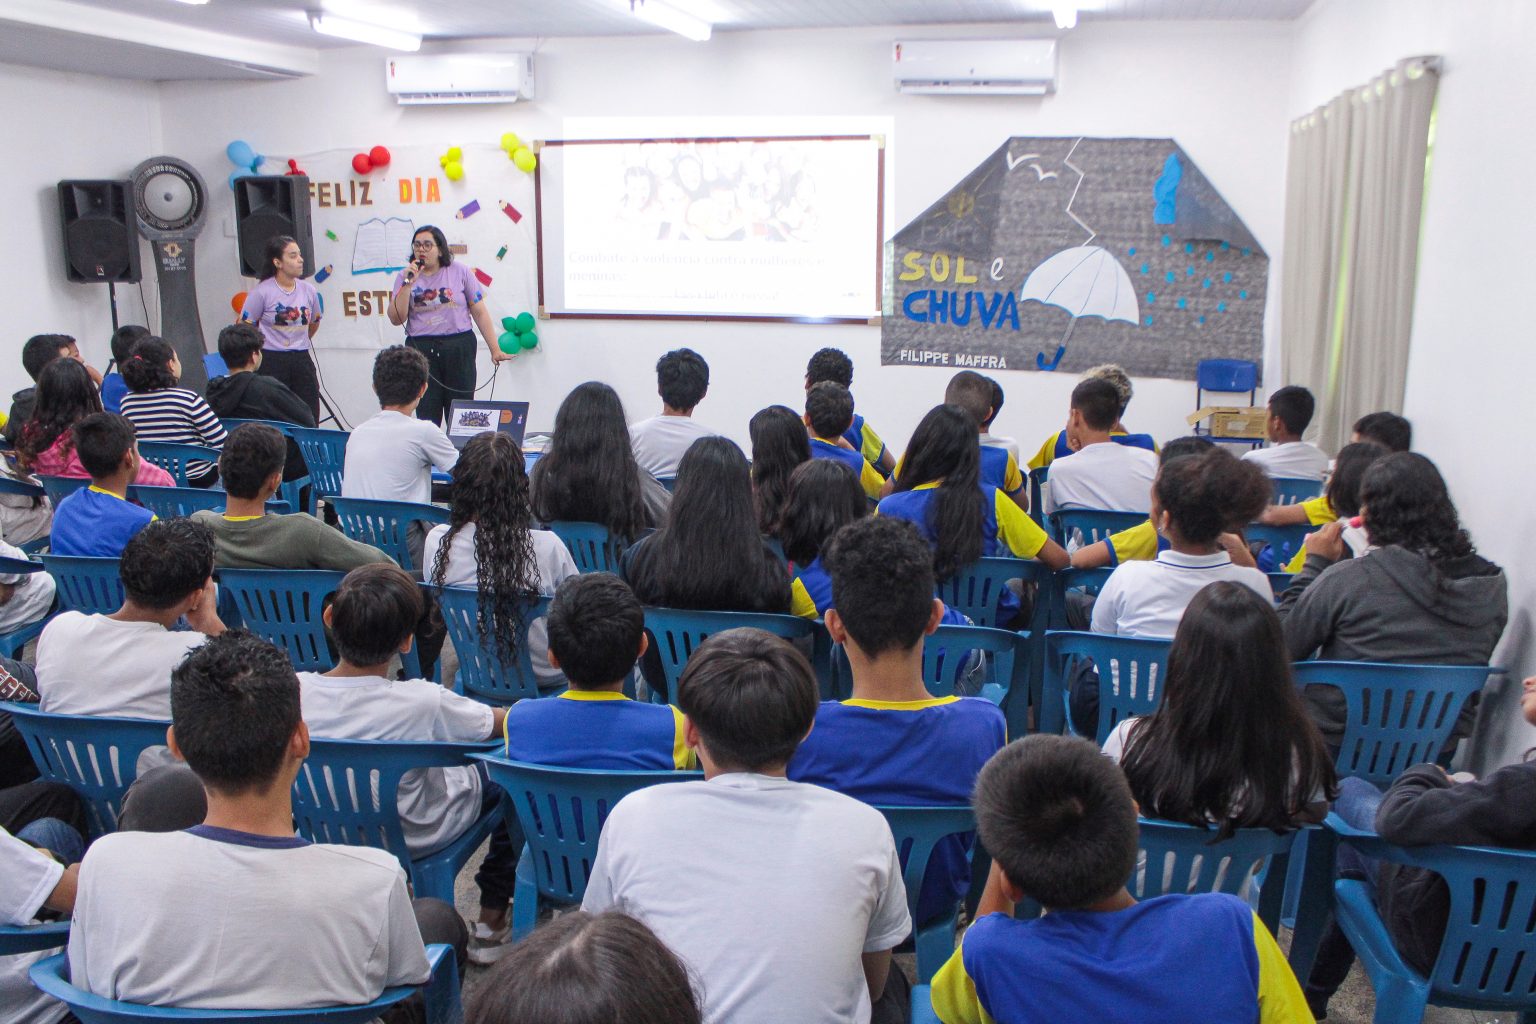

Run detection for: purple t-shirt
[[240, 277, 322, 352], [391, 262, 483, 338]]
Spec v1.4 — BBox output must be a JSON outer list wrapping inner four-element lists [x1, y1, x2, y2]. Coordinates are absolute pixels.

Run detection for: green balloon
[[500, 316, 516, 332], [497, 331, 519, 354], [513, 312, 536, 334], [519, 330, 538, 350]]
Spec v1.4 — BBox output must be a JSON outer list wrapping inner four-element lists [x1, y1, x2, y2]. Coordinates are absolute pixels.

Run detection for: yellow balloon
[[446, 146, 463, 162], [499, 132, 521, 152], [438, 155, 449, 168], [512, 147, 537, 173], [444, 161, 464, 181]]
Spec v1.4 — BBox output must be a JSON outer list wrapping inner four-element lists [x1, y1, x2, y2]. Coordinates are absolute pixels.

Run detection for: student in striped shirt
[[118, 336, 226, 487]]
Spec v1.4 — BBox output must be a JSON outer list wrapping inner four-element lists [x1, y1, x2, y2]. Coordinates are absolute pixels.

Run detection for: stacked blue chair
[[128, 485, 289, 520], [37, 475, 89, 507], [1245, 522, 1316, 570], [290, 426, 348, 499], [0, 555, 51, 657], [548, 520, 626, 574], [1272, 476, 1323, 505], [218, 568, 344, 672], [3, 703, 170, 836], [1046, 565, 1114, 630], [39, 555, 123, 615], [431, 585, 551, 705], [475, 756, 700, 940], [643, 607, 827, 706], [1043, 630, 1173, 741], [876, 804, 977, 984], [330, 497, 450, 572], [292, 737, 500, 905], [136, 442, 221, 487], [30, 945, 462, 1024], [0, 920, 69, 956], [920, 623, 1025, 707], [1047, 508, 1148, 549]]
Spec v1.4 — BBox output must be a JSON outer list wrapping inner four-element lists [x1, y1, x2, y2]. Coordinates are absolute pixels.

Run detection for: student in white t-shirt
[[301, 562, 517, 967], [582, 628, 911, 1024], [628, 348, 718, 480], [1044, 378, 1159, 514], [0, 784, 84, 1024], [1242, 385, 1330, 481], [68, 631, 464, 1010], [35, 518, 225, 720]]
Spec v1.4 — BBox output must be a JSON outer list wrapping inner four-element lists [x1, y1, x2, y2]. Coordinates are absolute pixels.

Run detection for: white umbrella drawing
[[1019, 245, 1140, 370]]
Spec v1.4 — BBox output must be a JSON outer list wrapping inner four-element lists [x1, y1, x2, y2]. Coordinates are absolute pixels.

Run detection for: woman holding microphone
[[388, 225, 510, 426], [239, 235, 323, 421]]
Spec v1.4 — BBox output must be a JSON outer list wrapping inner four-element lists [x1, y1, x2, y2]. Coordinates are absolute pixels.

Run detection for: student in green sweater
[[191, 424, 390, 571]]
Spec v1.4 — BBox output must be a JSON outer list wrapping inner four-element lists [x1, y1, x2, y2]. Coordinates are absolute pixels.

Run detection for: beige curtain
[[1279, 58, 1440, 451]]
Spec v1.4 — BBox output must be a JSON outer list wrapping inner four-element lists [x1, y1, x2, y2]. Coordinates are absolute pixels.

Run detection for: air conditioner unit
[[385, 54, 535, 105], [893, 39, 1057, 95]]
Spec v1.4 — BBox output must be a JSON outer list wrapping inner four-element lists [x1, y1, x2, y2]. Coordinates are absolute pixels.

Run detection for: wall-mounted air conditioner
[[385, 54, 535, 105], [893, 39, 1058, 95]]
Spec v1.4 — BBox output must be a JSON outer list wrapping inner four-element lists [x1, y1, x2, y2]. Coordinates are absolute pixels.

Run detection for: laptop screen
[[445, 400, 530, 450]]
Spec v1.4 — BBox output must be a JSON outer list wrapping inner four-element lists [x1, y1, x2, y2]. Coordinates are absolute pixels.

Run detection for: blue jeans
[[16, 817, 84, 864]]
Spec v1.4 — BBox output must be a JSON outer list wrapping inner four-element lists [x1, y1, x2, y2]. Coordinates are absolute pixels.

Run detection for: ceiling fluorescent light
[[169, 0, 212, 5], [308, 12, 421, 51], [1052, 2, 1077, 29], [632, 0, 712, 42]]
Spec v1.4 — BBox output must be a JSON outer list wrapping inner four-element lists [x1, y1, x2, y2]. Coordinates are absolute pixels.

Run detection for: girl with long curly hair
[[18, 358, 172, 485]]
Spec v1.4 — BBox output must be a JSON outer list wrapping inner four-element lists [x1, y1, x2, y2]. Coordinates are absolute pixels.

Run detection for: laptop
[[444, 399, 530, 450]]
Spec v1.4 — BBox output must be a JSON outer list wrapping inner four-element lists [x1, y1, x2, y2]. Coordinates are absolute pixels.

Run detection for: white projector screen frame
[[535, 135, 885, 324]]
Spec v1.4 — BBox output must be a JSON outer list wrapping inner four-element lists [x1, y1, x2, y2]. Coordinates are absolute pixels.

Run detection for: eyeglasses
[[412, 239, 436, 250]]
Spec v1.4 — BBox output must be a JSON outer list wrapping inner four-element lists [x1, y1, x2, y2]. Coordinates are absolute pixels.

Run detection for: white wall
[[152, 20, 1294, 448], [1290, 0, 1536, 770], [0, 62, 163, 393]]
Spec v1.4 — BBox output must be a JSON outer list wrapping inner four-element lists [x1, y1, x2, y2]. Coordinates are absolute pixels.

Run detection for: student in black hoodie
[[205, 323, 315, 485], [1304, 676, 1536, 1018]]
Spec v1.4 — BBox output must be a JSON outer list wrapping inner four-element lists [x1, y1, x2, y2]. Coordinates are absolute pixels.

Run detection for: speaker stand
[[107, 282, 120, 334], [317, 389, 342, 430]]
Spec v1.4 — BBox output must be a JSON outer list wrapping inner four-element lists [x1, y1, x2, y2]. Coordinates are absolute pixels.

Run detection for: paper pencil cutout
[[498, 200, 523, 223], [456, 199, 481, 219], [324, 229, 338, 241], [496, 245, 508, 261], [474, 267, 493, 287], [314, 264, 334, 283]]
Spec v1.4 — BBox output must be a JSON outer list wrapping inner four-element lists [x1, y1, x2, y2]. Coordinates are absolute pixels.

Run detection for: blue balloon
[[249, 153, 265, 172], [226, 140, 256, 167], [229, 167, 254, 189]]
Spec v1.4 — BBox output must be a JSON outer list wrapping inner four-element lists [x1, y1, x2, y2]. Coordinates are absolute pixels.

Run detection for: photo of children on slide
[[614, 140, 820, 244]]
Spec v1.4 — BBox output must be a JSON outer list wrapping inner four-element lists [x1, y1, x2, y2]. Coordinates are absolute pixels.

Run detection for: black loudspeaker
[[57, 180, 141, 283], [233, 175, 314, 278]]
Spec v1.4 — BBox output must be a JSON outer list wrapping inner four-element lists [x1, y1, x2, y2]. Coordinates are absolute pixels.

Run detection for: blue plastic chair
[[936, 557, 1052, 630], [38, 475, 89, 507], [1048, 508, 1149, 549], [127, 485, 290, 520], [1268, 571, 1294, 598], [3, 703, 170, 837], [0, 476, 46, 500], [1043, 630, 1173, 741], [876, 804, 977, 984], [221, 417, 299, 434], [431, 586, 554, 705], [136, 442, 221, 487], [656, 477, 677, 493], [1291, 661, 1498, 787], [0, 554, 50, 657], [547, 521, 626, 574], [1272, 476, 1323, 505], [1327, 814, 1536, 1024], [0, 920, 69, 955], [30, 944, 461, 1024], [203, 351, 229, 380], [911, 985, 940, 1024], [1245, 522, 1316, 570], [1196, 358, 1258, 400], [1027, 466, 1048, 526], [474, 756, 700, 940], [218, 568, 343, 672], [39, 555, 124, 615], [921, 624, 1024, 707], [329, 497, 450, 572], [290, 426, 348, 498], [292, 737, 500, 905], [1135, 818, 1296, 933], [1046, 566, 1114, 628], [642, 607, 828, 706]]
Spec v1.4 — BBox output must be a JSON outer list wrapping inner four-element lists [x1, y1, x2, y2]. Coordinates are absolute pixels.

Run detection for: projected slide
[[538, 137, 883, 321]]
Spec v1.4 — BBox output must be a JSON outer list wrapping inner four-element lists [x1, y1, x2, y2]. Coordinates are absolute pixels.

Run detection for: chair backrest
[[1244, 522, 1315, 569], [1267, 572, 1293, 598], [290, 427, 349, 498], [937, 557, 1051, 630], [547, 520, 625, 575], [1044, 630, 1174, 742], [221, 417, 297, 436], [1292, 661, 1497, 787], [1271, 476, 1323, 505], [921, 624, 1023, 705], [1196, 358, 1258, 395], [656, 477, 677, 493], [219, 568, 345, 672], [431, 586, 552, 705], [3, 703, 170, 837], [37, 474, 89, 507], [1048, 509, 1149, 549], [203, 351, 230, 379], [128, 485, 289, 520], [0, 476, 45, 500], [1027, 466, 1048, 526], [875, 804, 977, 937], [1134, 818, 1296, 903], [475, 756, 699, 907], [39, 555, 124, 615], [330, 497, 450, 572], [0, 921, 69, 956], [643, 607, 819, 705], [137, 442, 221, 487]]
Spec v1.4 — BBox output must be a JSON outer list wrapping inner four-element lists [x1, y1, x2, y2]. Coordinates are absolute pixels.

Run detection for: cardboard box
[[1187, 405, 1268, 439]]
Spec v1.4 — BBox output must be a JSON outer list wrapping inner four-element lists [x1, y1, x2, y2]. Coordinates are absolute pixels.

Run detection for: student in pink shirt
[[17, 358, 172, 486]]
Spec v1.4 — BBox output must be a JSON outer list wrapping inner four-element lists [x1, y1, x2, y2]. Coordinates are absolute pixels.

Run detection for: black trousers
[[257, 347, 321, 424], [0, 780, 87, 837], [406, 331, 476, 427]]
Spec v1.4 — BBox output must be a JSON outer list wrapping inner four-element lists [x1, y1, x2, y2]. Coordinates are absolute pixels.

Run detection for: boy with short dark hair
[[1353, 410, 1412, 452], [629, 348, 718, 480], [5, 334, 100, 445], [1026, 363, 1156, 471], [505, 572, 691, 771], [976, 376, 1018, 464], [192, 424, 388, 570], [790, 517, 1005, 924], [583, 628, 911, 1024], [930, 734, 1309, 1023], [1042, 378, 1159, 513], [805, 347, 894, 476], [67, 630, 446, 1010], [100, 325, 150, 414], [1243, 385, 1329, 481], [945, 371, 1027, 510], [205, 322, 316, 484], [805, 381, 883, 500], [49, 413, 157, 557]]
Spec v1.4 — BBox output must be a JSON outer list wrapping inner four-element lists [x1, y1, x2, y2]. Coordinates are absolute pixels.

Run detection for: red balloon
[[351, 153, 373, 175], [231, 291, 248, 316], [369, 146, 392, 168]]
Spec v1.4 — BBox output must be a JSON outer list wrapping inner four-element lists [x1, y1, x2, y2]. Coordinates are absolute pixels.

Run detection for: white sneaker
[[467, 921, 512, 965]]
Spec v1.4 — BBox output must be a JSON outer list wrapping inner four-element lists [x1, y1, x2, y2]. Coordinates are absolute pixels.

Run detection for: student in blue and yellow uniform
[[789, 516, 1005, 923], [504, 572, 693, 771], [804, 381, 884, 501], [805, 347, 895, 477], [779, 458, 870, 620], [1025, 362, 1157, 471], [943, 371, 1029, 510], [930, 735, 1311, 1024]]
